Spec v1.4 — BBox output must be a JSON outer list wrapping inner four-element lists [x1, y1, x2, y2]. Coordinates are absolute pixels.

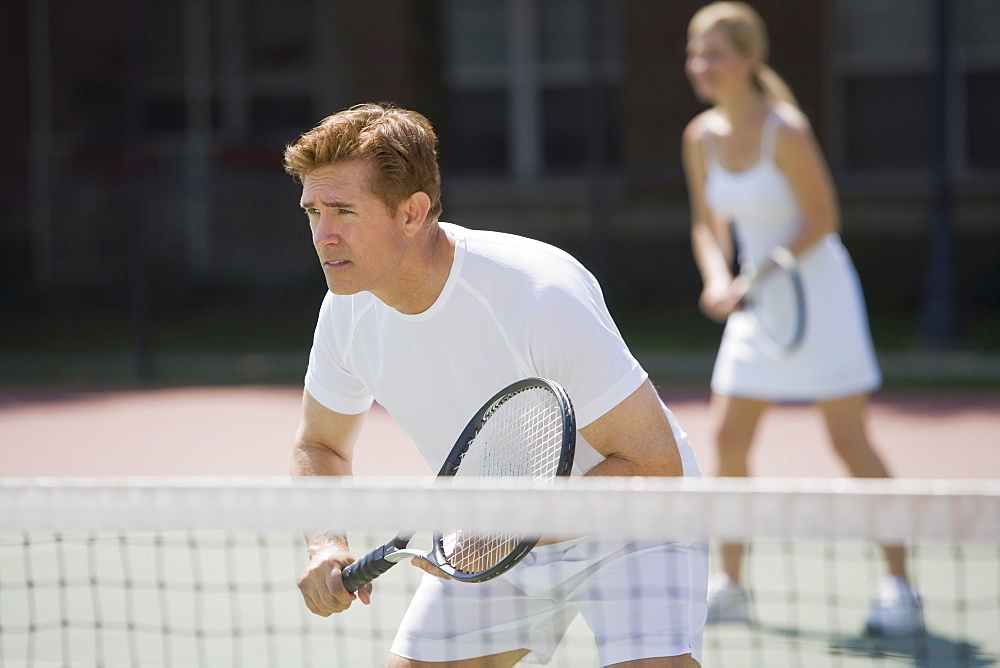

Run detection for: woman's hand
[[699, 276, 750, 322]]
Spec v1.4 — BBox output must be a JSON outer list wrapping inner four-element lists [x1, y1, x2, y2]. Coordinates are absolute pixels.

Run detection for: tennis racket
[[741, 246, 806, 358], [340, 377, 575, 593]]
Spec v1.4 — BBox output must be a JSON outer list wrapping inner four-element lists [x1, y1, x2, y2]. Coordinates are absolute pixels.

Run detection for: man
[[285, 103, 707, 667]]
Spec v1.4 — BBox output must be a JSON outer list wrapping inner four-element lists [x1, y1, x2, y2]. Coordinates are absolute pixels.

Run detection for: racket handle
[[341, 535, 409, 593]]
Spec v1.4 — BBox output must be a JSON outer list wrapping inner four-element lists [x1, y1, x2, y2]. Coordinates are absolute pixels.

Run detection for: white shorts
[[389, 536, 708, 666]]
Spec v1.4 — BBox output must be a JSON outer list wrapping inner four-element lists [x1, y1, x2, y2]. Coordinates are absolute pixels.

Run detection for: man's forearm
[[292, 441, 354, 555]]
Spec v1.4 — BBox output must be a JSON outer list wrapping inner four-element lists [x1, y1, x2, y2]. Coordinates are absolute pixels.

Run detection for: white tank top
[[703, 110, 801, 268]]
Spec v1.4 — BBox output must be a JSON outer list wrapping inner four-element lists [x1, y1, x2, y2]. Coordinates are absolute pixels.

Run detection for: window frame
[[443, 0, 622, 182]]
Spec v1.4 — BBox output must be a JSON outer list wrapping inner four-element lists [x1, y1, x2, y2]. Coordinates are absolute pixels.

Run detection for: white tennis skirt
[[712, 235, 882, 402]]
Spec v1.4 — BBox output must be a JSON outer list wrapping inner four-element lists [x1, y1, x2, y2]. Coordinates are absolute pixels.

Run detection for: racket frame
[[340, 377, 575, 592], [431, 378, 575, 581], [743, 246, 807, 358]]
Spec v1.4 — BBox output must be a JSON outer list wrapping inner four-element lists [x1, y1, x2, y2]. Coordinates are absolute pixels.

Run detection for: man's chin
[[325, 282, 361, 296]]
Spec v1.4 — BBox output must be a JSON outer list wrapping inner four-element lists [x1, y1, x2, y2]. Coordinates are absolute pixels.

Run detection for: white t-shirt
[[305, 223, 699, 476]]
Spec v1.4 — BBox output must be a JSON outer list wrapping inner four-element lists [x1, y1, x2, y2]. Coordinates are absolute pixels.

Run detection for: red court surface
[[1, 385, 997, 480]]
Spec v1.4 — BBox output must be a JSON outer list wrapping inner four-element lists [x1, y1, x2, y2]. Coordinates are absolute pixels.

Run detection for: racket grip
[[340, 537, 406, 593]]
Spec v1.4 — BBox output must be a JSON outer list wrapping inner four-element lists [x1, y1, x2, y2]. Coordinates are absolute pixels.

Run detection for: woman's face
[[685, 27, 756, 104]]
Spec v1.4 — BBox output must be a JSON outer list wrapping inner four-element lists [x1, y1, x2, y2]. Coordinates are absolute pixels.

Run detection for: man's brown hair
[[283, 103, 443, 221]]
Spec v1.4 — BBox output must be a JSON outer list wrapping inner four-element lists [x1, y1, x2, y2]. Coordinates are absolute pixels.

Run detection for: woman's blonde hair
[[689, 1, 798, 108], [283, 103, 443, 222]]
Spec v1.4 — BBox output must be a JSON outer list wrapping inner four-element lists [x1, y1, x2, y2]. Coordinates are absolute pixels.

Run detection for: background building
[[2, 0, 997, 380]]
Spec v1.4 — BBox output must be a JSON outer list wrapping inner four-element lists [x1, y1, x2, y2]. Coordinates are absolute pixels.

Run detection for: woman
[[681, 2, 922, 637]]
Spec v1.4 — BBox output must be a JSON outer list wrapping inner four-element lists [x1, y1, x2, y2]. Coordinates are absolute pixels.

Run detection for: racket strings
[[440, 531, 519, 574], [457, 389, 564, 480], [443, 387, 566, 573]]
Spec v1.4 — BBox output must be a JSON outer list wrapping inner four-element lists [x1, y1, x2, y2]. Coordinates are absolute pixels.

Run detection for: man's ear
[[400, 191, 432, 237]]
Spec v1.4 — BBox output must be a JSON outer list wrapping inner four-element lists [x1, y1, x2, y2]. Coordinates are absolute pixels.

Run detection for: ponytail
[[755, 64, 798, 109]]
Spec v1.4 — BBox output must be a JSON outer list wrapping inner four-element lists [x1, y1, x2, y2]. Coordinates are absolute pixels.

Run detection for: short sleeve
[[527, 266, 647, 429], [304, 293, 374, 415]]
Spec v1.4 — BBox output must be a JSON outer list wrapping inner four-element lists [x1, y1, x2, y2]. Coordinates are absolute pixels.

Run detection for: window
[[442, 0, 621, 179], [140, 0, 318, 140], [828, 0, 1000, 175], [845, 76, 933, 169], [966, 71, 1000, 169], [961, 0, 1000, 170]]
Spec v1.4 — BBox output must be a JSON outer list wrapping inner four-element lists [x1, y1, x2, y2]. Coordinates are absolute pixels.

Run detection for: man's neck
[[385, 223, 455, 315]]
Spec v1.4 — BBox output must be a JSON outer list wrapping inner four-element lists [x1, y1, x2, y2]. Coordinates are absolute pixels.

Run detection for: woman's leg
[[711, 393, 771, 583], [816, 392, 907, 579]]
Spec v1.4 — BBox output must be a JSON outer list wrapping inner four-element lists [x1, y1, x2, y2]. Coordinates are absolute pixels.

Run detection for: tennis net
[[2, 476, 999, 667]]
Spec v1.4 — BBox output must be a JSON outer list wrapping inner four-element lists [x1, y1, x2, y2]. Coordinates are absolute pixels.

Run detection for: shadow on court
[[824, 626, 991, 667], [706, 621, 996, 667]]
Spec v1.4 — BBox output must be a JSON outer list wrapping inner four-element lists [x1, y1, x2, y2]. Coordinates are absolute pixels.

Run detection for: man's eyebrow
[[300, 199, 354, 209]]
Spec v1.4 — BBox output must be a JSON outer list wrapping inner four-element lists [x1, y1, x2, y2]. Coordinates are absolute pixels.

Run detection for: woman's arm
[[682, 115, 742, 322], [773, 108, 841, 257]]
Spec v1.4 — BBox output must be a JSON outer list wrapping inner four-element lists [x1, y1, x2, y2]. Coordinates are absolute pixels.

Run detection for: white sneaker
[[706, 572, 751, 624], [864, 576, 925, 637]]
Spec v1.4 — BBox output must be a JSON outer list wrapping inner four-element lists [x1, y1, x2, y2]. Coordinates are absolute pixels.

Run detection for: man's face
[[300, 160, 406, 298]]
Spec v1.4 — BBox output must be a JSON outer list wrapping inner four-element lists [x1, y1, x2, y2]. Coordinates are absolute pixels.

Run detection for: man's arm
[[579, 379, 684, 478], [292, 389, 370, 615]]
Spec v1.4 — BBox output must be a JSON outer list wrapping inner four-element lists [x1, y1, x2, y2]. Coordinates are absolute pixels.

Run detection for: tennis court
[[1, 383, 998, 666], [2, 384, 997, 479]]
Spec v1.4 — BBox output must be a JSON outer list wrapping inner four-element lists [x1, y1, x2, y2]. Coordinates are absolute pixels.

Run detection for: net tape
[[4, 476, 999, 541]]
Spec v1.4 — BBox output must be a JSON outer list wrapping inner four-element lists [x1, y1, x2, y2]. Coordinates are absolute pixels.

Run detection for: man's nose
[[313, 212, 341, 246]]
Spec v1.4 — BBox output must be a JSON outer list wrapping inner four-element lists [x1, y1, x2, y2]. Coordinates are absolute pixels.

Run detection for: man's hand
[[297, 544, 372, 615]]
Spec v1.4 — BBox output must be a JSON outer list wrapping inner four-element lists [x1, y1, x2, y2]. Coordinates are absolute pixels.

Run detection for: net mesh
[[2, 477, 999, 667]]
